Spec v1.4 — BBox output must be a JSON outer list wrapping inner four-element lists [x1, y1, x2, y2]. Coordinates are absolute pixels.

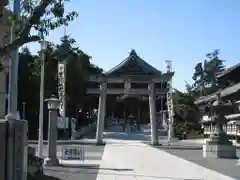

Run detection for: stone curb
[[28, 140, 101, 145]]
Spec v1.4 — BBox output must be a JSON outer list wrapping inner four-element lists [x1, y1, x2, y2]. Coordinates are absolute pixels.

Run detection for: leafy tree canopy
[[173, 49, 226, 137], [192, 49, 225, 97], [0, 0, 78, 60]]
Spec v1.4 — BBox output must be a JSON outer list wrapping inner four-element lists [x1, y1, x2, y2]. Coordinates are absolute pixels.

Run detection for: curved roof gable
[[217, 63, 240, 78], [105, 50, 161, 76]]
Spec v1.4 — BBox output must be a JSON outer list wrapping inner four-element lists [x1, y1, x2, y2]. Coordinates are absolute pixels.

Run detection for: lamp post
[[37, 39, 48, 157], [44, 95, 61, 166]]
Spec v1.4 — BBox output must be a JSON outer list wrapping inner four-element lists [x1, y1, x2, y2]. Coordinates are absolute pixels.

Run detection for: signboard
[[58, 62, 66, 117], [57, 117, 69, 129], [62, 146, 85, 160]]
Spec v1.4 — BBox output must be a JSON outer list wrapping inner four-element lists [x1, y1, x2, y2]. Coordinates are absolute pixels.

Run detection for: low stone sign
[[62, 146, 85, 161]]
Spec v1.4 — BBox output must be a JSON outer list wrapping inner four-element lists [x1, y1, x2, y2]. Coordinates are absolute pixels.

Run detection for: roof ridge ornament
[[129, 49, 137, 56], [165, 60, 172, 72]]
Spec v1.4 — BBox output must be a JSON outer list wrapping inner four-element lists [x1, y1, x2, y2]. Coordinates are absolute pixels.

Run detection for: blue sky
[[29, 0, 240, 91]]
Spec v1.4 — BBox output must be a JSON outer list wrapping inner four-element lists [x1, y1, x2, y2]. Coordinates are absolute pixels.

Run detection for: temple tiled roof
[[105, 49, 162, 76], [194, 81, 240, 105], [195, 62, 240, 105], [217, 63, 240, 78]]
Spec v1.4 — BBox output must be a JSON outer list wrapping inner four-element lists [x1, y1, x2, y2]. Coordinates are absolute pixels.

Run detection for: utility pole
[[6, 1, 21, 180], [38, 39, 47, 157], [8, 0, 20, 116]]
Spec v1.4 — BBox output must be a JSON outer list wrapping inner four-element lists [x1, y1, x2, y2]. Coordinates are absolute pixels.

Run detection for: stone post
[[5, 114, 28, 180], [14, 120, 28, 180], [0, 120, 8, 180], [71, 118, 76, 140], [137, 108, 141, 132], [96, 82, 107, 145], [44, 95, 61, 166], [162, 111, 167, 129], [100, 85, 107, 134], [148, 82, 157, 145]]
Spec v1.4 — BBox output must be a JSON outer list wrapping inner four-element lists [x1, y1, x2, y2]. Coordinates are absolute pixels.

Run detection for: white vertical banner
[[58, 61, 66, 117]]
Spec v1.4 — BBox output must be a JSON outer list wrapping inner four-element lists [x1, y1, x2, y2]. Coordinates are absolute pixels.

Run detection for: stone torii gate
[[87, 50, 174, 145]]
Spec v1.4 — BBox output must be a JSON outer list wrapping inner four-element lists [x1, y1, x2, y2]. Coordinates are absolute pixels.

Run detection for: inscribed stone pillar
[[96, 82, 107, 145], [148, 82, 157, 145]]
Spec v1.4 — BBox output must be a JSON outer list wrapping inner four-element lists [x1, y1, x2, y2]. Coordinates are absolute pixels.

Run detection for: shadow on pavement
[[144, 142, 202, 150], [44, 164, 99, 170], [44, 164, 133, 172], [103, 132, 150, 141], [28, 174, 61, 180], [159, 145, 202, 150], [99, 168, 133, 171]]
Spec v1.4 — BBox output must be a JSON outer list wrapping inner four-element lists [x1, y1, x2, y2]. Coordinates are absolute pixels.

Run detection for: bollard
[[0, 120, 8, 180], [14, 120, 28, 180], [5, 113, 28, 180]]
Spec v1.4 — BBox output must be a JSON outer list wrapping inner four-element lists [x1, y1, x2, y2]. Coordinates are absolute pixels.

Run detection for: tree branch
[[20, 0, 51, 38], [0, 35, 40, 57], [0, 0, 52, 58]]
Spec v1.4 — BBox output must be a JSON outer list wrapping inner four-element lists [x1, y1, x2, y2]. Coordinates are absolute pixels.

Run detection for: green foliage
[[173, 49, 226, 138], [18, 35, 102, 139], [173, 89, 200, 138], [0, 0, 78, 59], [192, 49, 225, 96], [18, 48, 41, 138]]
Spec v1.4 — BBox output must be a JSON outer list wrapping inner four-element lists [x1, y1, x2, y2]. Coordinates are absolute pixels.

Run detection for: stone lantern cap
[[211, 92, 233, 116], [45, 95, 61, 110]]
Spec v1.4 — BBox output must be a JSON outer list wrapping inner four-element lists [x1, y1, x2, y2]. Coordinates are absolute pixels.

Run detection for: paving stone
[[29, 144, 105, 180], [152, 142, 240, 180]]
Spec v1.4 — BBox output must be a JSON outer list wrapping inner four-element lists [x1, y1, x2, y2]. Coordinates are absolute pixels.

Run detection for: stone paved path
[[96, 139, 237, 180], [29, 132, 240, 180], [33, 144, 105, 180], [155, 141, 240, 180]]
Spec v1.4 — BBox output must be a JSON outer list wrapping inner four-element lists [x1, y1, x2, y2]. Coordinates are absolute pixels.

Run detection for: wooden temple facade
[[87, 50, 174, 144], [195, 63, 240, 140]]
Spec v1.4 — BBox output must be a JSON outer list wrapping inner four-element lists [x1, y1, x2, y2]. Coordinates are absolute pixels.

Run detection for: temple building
[[195, 63, 240, 141], [87, 49, 174, 144]]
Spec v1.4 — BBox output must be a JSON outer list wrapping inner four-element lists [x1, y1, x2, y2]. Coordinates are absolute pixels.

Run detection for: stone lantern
[[203, 92, 236, 158], [44, 95, 61, 166]]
